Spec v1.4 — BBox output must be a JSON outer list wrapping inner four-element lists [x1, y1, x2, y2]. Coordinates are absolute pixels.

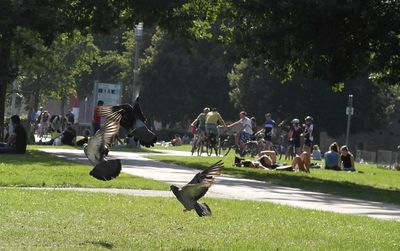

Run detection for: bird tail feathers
[[89, 159, 121, 181], [194, 202, 212, 217]]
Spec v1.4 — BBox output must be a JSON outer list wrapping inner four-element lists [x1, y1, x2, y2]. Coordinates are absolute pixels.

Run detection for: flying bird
[[170, 160, 224, 217], [99, 101, 157, 147], [84, 110, 122, 181]]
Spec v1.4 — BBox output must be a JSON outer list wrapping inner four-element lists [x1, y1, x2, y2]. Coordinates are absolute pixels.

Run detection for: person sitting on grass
[[312, 145, 322, 160], [340, 145, 356, 172], [170, 134, 182, 146], [54, 123, 76, 146], [324, 142, 341, 170], [76, 129, 90, 146], [0, 115, 27, 154], [291, 151, 310, 172]]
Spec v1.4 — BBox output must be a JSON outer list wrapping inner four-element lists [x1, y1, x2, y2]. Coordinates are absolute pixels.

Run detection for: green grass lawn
[[1, 189, 399, 250], [149, 155, 400, 205], [0, 150, 169, 190]]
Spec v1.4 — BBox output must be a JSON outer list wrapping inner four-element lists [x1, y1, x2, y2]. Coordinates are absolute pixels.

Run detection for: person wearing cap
[[0, 115, 27, 154], [259, 113, 276, 150], [303, 116, 314, 154], [287, 118, 303, 156]]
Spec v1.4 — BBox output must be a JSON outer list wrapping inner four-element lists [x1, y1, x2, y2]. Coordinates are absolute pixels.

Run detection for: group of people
[[324, 142, 356, 171], [190, 107, 316, 157], [190, 107, 357, 173]]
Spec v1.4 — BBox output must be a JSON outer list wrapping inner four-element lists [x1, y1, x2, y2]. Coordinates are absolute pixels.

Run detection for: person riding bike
[[229, 111, 253, 154], [205, 107, 226, 138], [191, 107, 210, 140]]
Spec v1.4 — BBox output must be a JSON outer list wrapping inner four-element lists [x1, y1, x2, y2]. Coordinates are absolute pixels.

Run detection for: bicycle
[[190, 129, 202, 156]]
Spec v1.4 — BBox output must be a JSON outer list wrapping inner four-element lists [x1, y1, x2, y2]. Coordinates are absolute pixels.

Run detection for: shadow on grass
[[80, 241, 114, 249], [158, 159, 400, 205], [0, 150, 81, 167]]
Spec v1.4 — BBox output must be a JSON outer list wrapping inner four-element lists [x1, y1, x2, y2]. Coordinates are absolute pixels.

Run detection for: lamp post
[[345, 94, 354, 146], [132, 22, 143, 102]]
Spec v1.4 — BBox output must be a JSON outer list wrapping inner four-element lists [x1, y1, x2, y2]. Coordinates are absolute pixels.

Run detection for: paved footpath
[[38, 148, 400, 221]]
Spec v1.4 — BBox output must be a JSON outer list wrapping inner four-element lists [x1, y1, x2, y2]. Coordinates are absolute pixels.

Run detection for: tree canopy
[[1, 1, 399, 139]]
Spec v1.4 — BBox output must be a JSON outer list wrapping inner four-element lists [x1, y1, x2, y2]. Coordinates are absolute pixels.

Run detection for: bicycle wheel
[[218, 139, 231, 157], [197, 140, 206, 156], [190, 136, 199, 155]]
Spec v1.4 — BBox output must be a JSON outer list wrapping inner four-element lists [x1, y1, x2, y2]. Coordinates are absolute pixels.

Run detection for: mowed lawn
[[0, 150, 169, 190], [1, 189, 399, 250], [148, 152, 400, 205]]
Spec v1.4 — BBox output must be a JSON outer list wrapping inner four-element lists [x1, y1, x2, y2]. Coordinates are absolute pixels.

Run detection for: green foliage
[[139, 29, 236, 126], [228, 58, 392, 136], [18, 30, 99, 106], [217, 0, 400, 86]]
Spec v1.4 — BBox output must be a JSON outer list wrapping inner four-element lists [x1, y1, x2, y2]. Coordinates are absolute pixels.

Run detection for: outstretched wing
[[181, 161, 223, 201], [180, 182, 213, 201], [187, 160, 223, 185], [83, 111, 122, 165], [100, 111, 122, 147]]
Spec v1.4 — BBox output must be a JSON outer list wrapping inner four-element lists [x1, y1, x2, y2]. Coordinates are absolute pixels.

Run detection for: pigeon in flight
[[84, 110, 122, 181], [98, 100, 157, 147], [170, 160, 224, 217]]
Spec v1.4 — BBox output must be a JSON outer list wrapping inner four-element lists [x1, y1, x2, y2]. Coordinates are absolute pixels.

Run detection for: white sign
[[96, 83, 122, 106], [346, 107, 354, 115]]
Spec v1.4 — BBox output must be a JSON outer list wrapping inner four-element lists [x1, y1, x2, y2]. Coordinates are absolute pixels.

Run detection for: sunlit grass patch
[[0, 189, 398, 250]]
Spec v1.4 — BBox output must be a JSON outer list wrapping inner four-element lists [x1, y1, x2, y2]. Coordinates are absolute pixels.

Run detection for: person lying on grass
[[234, 151, 310, 172]]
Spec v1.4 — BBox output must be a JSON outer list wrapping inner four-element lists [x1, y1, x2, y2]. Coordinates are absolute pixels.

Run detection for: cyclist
[[256, 113, 276, 150], [191, 107, 210, 140], [229, 111, 253, 154], [205, 107, 226, 138]]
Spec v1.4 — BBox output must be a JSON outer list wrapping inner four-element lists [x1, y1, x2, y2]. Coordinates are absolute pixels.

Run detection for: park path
[[38, 148, 400, 221]]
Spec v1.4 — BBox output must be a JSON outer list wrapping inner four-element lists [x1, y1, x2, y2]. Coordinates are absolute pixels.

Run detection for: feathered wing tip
[[194, 202, 212, 217], [98, 106, 123, 119], [203, 160, 224, 183], [89, 159, 122, 181]]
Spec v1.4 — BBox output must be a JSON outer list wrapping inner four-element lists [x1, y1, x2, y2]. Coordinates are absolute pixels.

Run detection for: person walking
[[92, 100, 104, 135]]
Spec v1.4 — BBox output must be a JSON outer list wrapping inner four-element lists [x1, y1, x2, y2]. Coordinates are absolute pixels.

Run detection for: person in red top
[[92, 100, 104, 135]]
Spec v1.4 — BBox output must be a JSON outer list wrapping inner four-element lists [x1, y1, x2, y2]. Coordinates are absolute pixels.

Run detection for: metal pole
[[345, 94, 353, 146], [132, 22, 143, 102]]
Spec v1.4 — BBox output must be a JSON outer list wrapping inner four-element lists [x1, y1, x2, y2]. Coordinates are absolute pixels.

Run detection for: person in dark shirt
[[288, 118, 303, 155], [61, 124, 76, 146], [76, 129, 90, 146], [0, 115, 27, 154], [65, 110, 75, 124], [340, 145, 356, 172]]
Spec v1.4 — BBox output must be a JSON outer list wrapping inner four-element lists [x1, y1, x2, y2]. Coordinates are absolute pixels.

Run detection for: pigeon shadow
[[180, 248, 212, 251], [80, 240, 114, 249]]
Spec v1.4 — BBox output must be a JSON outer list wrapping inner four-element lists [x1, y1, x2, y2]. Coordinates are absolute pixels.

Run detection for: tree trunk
[[0, 81, 7, 140], [0, 38, 14, 140]]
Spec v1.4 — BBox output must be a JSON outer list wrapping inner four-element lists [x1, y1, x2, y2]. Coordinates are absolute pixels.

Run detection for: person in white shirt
[[229, 111, 253, 154]]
